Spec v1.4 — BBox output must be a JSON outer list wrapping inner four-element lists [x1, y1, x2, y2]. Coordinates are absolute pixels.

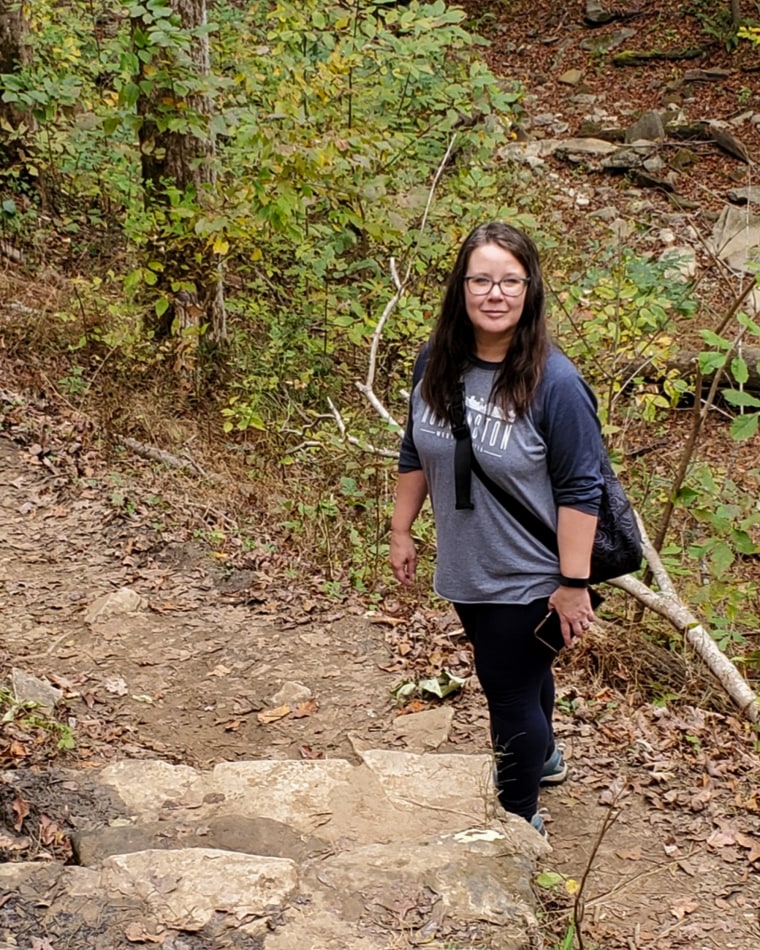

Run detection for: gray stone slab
[[211, 759, 355, 829], [98, 759, 208, 820], [11, 668, 62, 711], [727, 184, 760, 206], [390, 706, 454, 751], [99, 848, 298, 929], [358, 748, 494, 813], [710, 203, 760, 273], [311, 829, 543, 949]]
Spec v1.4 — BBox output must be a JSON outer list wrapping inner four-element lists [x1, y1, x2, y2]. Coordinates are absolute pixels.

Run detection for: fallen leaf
[[299, 745, 324, 759], [104, 675, 128, 695], [600, 776, 626, 805], [670, 897, 699, 920], [8, 740, 28, 759], [616, 848, 642, 861], [38, 814, 65, 846], [0, 831, 30, 851], [292, 699, 319, 719], [734, 832, 760, 863], [707, 828, 736, 849], [257, 705, 291, 724], [31, 939, 56, 950], [124, 921, 168, 943], [208, 665, 231, 678], [12, 797, 29, 832]]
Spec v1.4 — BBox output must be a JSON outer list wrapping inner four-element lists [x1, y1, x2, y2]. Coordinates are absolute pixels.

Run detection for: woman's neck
[[474, 337, 511, 362]]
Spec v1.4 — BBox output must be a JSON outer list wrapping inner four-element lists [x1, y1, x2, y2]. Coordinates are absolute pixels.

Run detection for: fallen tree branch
[[119, 436, 215, 479], [608, 517, 759, 723]]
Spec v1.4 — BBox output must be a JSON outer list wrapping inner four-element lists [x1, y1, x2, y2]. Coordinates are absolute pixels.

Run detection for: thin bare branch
[[363, 134, 458, 400], [327, 398, 400, 459]]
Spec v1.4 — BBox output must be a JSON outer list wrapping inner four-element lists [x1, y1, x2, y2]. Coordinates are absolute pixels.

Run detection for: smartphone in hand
[[534, 589, 603, 654], [533, 610, 566, 654]]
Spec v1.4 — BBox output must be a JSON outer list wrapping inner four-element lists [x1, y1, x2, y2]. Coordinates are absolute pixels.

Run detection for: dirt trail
[[2, 427, 759, 948]]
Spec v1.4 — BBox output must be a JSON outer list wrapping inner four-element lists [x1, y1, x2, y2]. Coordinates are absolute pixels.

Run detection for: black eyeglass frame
[[463, 275, 530, 297]]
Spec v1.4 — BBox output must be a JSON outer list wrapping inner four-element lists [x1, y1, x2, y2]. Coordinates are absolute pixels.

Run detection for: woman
[[390, 222, 603, 835]]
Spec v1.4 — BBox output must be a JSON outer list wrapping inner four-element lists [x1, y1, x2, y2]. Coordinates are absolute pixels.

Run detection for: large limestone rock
[[1, 753, 549, 948]]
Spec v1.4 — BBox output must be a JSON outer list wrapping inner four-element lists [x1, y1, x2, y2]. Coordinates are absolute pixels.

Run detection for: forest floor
[[2, 1, 760, 949]]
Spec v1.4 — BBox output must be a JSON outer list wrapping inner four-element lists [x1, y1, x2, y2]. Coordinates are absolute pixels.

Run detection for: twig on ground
[[120, 436, 216, 480]]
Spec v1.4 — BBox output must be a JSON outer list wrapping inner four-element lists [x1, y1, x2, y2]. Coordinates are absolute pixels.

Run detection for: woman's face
[[463, 242, 528, 358]]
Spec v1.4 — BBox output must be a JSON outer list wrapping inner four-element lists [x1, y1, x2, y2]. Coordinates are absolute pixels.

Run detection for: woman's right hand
[[390, 529, 417, 586]]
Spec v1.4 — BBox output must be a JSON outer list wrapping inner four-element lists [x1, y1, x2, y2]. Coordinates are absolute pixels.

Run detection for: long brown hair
[[421, 222, 550, 419]]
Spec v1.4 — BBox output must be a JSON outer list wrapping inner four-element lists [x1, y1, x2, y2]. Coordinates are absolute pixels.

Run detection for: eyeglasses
[[464, 275, 530, 297]]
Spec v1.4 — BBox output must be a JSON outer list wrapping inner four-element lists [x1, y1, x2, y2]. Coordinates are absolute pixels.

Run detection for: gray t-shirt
[[399, 348, 604, 604]]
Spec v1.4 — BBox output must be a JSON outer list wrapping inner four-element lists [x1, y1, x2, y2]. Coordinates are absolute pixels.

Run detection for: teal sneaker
[[540, 748, 568, 786], [530, 812, 547, 838]]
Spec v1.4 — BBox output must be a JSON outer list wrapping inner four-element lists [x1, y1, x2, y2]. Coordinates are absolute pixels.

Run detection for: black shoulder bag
[[449, 382, 643, 585]]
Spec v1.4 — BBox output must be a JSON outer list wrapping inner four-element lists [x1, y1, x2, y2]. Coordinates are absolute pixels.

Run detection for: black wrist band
[[559, 574, 590, 588]]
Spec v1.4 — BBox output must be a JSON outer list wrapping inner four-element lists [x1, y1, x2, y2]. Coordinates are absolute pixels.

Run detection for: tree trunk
[[730, 0, 742, 28], [132, 0, 226, 373], [0, 2, 34, 165]]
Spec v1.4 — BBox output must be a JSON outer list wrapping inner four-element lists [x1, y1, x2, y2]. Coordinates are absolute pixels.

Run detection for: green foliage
[[552, 246, 697, 425], [685, 0, 741, 49], [699, 308, 760, 440], [0, 687, 76, 754], [212, 0, 527, 431]]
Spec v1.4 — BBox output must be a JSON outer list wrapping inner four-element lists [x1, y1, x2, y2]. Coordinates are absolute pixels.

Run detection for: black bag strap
[[449, 381, 474, 510], [450, 382, 559, 554]]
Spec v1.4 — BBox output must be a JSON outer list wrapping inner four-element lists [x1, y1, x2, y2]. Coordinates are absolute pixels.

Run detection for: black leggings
[[455, 598, 558, 821]]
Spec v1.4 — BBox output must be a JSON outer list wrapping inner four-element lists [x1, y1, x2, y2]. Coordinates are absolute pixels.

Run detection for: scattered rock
[[531, 113, 570, 135], [85, 587, 146, 625], [498, 141, 550, 168], [391, 707, 454, 751], [580, 28, 636, 53], [683, 68, 731, 82], [577, 120, 626, 142], [551, 138, 621, 166], [271, 680, 312, 706], [643, 155, 666, 173], [709, 123, 750, 163], [625, 110, 665, 143], [631, 170, 676, 192], [670, 147, 699, 171], [10, 668, 62, 712], [601, 147, 648, 171], [727, 185, 760, 206], [584, 0, 617, 26], [558, 69, 584, 86], [709, 204, 760, 273]]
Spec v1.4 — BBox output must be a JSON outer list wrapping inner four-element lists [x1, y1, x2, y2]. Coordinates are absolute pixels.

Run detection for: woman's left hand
[[547, 586, 596, 648]]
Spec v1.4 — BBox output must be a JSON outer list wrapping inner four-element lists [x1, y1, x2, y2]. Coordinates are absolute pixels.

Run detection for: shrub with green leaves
[[553, 246, 698, 427]]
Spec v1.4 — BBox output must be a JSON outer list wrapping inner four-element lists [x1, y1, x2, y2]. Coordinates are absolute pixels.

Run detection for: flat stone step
[[2, 752, 548, 949]]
